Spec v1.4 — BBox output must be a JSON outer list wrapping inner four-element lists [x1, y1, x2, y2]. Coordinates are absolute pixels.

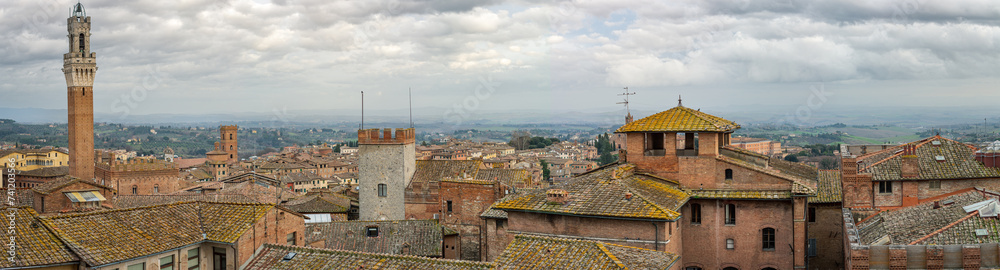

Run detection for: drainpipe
[[651, 222, 659, 251]]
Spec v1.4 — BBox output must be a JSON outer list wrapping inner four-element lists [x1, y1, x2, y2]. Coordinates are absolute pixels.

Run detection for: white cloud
[[0, 0, 999, 116]]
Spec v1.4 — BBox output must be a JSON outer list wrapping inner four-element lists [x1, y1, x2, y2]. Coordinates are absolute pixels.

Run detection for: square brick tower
[[63, 3, 96, 180], [220, 125, 238, 162], [358, 128, 415, 221]]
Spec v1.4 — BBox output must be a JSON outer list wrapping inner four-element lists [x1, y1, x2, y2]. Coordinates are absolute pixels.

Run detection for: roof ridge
[[682, 106, 725, 130], [595, 241, 627, 269]]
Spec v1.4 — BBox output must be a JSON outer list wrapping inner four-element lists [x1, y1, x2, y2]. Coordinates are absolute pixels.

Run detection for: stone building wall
[[358, 128, 415, 221]]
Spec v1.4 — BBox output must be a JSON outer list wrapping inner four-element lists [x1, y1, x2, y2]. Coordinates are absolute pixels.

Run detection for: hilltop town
[[6, 2, 1000, 270]]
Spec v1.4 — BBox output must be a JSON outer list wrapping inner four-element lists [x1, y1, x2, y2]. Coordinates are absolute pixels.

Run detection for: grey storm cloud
[[1, 0, 998, 117]]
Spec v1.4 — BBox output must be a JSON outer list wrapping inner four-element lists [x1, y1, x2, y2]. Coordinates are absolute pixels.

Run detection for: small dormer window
[[366, 226, 379, 237], [935, 156, 946, 162]]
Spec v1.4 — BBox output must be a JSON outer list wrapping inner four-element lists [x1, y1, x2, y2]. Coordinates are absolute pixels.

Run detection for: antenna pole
[[617, 87, 636, 114], [361, 91, 364, 130], [409, 88, 413, 128]]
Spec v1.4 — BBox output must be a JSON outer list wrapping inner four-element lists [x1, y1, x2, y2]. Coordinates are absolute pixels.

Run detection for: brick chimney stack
[[901, 144, 919, 178]]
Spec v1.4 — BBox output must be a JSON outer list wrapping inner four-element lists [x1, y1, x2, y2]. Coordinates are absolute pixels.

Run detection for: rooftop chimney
[[901, 144, 919, 178], [546, 189, 569, 205]]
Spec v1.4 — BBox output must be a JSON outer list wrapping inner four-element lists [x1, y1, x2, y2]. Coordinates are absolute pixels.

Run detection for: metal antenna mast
[[617, 87, 636, 114], [360, 91, 364, 130], [409, 88, 414, 128]]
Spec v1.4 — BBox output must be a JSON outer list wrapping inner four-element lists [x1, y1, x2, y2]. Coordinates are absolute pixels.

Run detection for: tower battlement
[[358, 128, 415, 145], [220, 125, 238, 131]]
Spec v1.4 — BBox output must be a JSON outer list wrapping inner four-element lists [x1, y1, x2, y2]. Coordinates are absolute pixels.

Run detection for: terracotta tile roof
[[41, 201, 274, 266], [282, 193, 350, 213], [475, 168, 531, 187], [244, 243, 494, 270], [111, 194, 258, 208], [0, 207, 79, 268], [173, 158, 207, 169], [857, 190, 992, 245], [480, 207, 508, 219], [32, 176, 114, 195], [212, 180, 298, 204], [305, 220, 448, 257], [810, 170, 842, 203], [856, 136, 1000, 181], [183, 168, 213, 180], [615, 106, 739, 133], [493, 164, 689, 220], [220, 172, 281, 186], [494, 235, 678, 270], [412, 160, 481, 185], [279, 172, 322, 184], [18, 166, 69, 177]]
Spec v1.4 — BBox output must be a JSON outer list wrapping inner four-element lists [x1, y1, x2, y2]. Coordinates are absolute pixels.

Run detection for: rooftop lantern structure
[[72, 1, 86, 17]]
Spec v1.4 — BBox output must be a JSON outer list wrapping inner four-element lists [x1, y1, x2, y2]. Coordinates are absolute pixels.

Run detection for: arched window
[[723, 267, 739, 270], [725, 204, 736, 225], [685, 267, 703, 270], [725, 169, 733, 180], [690, 203, 701, 224], [132, 185, 138, 195], [153, 185, 159, 194], [78, 33, 85, 52], [762, 228, 776, 250], [378, 184, 387, 197], [229, 134, 233, 140], [761, 268, 777, 270]]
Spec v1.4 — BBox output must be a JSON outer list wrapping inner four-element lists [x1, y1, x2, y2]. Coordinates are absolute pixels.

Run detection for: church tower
[[220, 125, 238, 162], [63, 2, 96, 180]]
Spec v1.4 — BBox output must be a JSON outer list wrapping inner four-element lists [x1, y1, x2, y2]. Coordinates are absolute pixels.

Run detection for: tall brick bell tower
[[63, 2, 96, 180], [220, 125, 238, 162]]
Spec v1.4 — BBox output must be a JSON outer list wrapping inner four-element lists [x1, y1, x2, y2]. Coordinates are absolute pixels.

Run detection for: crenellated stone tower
[[63, 2, 96, 180], [358, 128, 415, 221]]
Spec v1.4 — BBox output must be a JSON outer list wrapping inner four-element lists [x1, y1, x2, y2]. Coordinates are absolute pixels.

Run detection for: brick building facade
[[487, 104, 817, 270], [842, 136, 1000, 210], [94, 153, 182, 195]]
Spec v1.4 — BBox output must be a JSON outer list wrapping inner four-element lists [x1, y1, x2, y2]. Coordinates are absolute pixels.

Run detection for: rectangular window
[[128, 263, 145, 270], [497, 220, 505, 229], [160, 254, 174, 270], [762, 228, 776, 250], [929, 180, 941, 189], [446, 200, 453, 213], [878, 181, 893, 194], [808, 239, 817, 257], [377, 184, 387, 197], [286, 232, 296, 245], [725, 204, 736, 225], [726, 239, 734, 250], [188, 248, 200, 270], [691, 204, 701, 224], [808, 207, 816, 223]]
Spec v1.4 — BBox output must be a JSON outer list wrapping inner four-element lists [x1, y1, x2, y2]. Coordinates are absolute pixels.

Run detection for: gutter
[[499, 208, 680, 222]]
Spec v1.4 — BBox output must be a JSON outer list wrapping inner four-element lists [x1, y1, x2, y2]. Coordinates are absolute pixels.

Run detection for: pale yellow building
[[1, 148, 70, 171]]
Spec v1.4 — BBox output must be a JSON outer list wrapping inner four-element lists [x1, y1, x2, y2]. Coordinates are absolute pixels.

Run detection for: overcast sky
[[2, 0, 999, 121]]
